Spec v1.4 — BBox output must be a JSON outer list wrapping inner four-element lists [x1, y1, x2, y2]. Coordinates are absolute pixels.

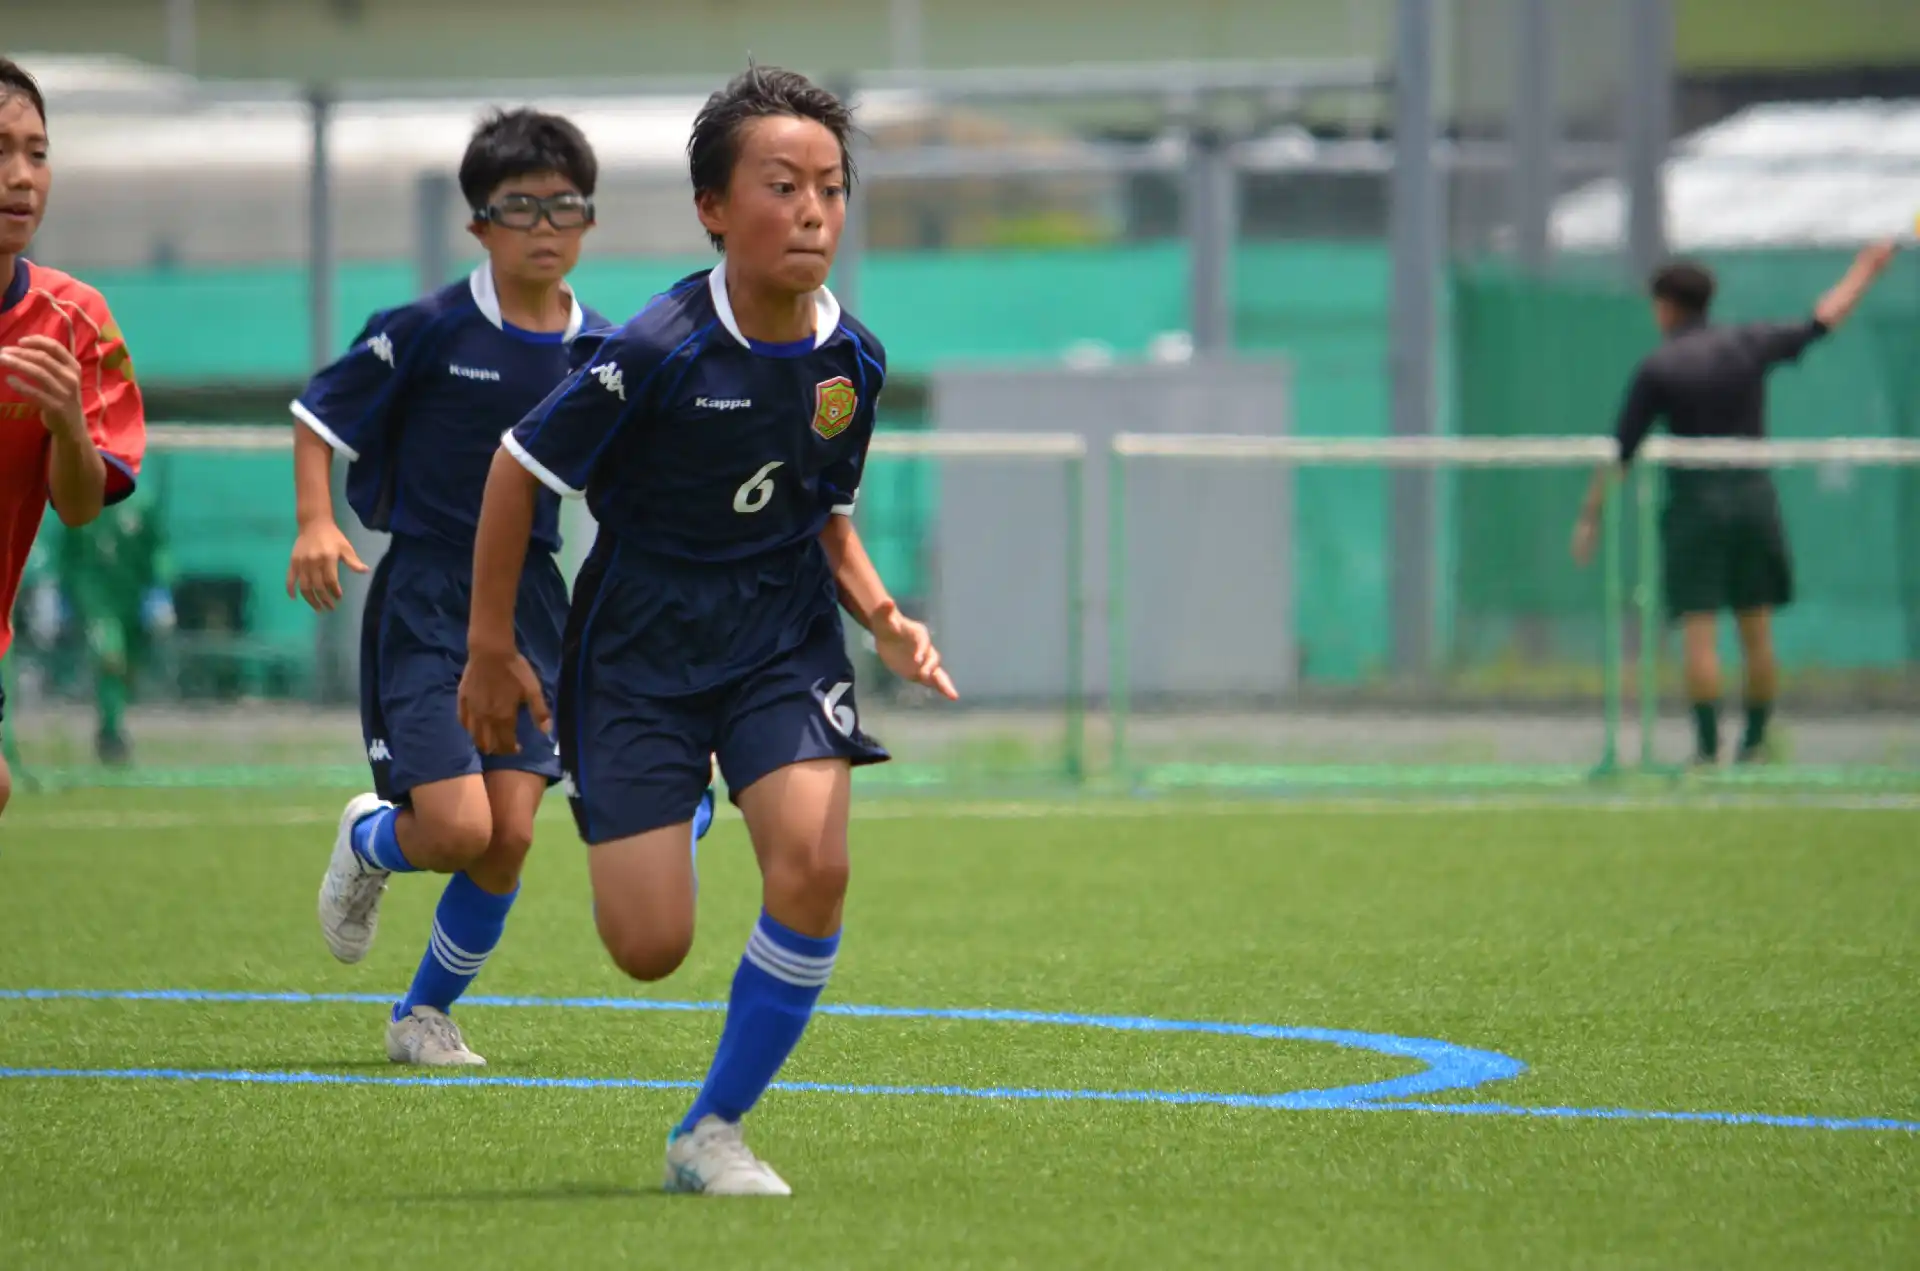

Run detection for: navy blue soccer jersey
[[504, 262, 885, 694], [293, 266, 609, 555]]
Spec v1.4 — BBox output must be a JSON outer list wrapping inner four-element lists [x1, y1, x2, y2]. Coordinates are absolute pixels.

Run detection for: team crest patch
[[812, 376, 857, 440]]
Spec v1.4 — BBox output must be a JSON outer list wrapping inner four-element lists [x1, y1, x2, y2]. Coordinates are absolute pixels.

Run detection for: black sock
[[1691, 702, 1720, 761], [1743, 702, 1772, 751]]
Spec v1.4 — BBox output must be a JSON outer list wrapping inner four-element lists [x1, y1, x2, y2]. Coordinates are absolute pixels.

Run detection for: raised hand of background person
[[1856, 238, 1900, 276]]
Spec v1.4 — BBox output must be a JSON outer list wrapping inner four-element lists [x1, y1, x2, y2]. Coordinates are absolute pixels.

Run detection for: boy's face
[[468, 170, 592, 286], [699, 115, 846, 295], [0, 92, 50, 258]]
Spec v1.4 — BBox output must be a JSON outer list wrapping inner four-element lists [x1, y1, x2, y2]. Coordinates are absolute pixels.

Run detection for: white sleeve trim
[[291, 400, 361, 463], [501, 429, 585, 500], [830, 502, 857, 517]]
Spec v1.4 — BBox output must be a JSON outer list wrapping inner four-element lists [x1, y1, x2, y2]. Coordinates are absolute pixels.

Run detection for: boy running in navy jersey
[[460, 66, 956, 1194], [291, 109, 716, 1067]]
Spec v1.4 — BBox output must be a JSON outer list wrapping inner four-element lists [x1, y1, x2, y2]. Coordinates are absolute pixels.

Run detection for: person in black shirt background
[[1572, 238, 1900, 767]]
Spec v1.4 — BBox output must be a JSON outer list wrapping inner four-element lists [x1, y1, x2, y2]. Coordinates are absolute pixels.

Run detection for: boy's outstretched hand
[[459, 647, 551, 756], [870, 598, 959, 701]]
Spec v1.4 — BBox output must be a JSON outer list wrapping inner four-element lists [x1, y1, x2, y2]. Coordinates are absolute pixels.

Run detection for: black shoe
[[96, 731, 132, 767]]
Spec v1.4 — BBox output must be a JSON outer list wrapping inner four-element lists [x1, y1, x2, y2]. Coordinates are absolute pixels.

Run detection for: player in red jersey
[[0, 58, 147, 816]]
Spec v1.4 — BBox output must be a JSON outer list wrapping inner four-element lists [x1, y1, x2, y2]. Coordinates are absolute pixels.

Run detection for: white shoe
[[386, 1005, 486, 1067], [663, 1115, 792, 1196], [318, 793, 392, 964]]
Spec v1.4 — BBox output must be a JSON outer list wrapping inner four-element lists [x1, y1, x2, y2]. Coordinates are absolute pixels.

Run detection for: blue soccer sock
[[395, 872, 517, 1019], [350, 805, 419, 873], [677, 911, 838, 1133]]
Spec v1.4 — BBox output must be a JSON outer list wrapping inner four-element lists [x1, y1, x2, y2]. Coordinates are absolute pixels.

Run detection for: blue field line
[[1375, 1100, 1920, 1134], [0, 1066, 1913, 1133], [0, 987, 1523, 1105], [810, 1002, 1526, 1103], [6, 987, 1914, 1133]]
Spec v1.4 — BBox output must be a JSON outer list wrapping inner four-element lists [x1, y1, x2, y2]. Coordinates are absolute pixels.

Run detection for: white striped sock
[[743, 925, 837, 988], [430, 919, 492, 977]]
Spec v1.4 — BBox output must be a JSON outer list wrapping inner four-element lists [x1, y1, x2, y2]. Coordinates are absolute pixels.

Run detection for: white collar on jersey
[[707, 257, 841, 351], [468, 265, 586, 342]]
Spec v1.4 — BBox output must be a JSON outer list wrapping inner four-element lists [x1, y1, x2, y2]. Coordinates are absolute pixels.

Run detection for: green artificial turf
[[1, 789, 1915, 1268]]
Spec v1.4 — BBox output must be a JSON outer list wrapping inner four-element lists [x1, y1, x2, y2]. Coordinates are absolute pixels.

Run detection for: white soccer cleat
[[318, 792, 392, 964], [386, 1005, 487, 1067], [663, 1116, 792, 1196]]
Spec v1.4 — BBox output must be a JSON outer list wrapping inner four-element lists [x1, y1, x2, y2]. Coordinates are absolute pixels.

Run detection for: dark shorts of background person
[[1660, 470, 1794, 619]]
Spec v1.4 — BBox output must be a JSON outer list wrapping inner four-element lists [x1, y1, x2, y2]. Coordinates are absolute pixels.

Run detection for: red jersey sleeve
[[72, 288, 147, 504]]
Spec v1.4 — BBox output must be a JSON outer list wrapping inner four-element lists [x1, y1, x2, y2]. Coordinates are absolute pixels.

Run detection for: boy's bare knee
[[467, 821, 534, 894], [604, 928, 693, 983], [764, 843, 850, 928], [420, 808, 493, 869], [487, 816, 535, 866], [585, 825, 699, 981]]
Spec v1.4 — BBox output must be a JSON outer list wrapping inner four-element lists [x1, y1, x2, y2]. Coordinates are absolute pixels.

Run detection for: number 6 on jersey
[[732, 460, 785, 514]]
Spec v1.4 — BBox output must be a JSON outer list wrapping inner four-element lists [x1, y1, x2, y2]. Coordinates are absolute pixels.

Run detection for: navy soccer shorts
[[557, 581, 889, 846], [359, 536, 567, 803]]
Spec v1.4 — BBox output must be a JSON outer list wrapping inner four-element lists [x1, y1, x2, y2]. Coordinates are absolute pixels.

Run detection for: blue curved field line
[[1378, 1101, 1920, 1134], [4, 988, 1914, 1133], [0, 987, 1524, 1104], [0, 1067, 1914, 1134]]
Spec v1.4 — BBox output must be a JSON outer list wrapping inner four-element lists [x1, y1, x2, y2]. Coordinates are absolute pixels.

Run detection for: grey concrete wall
[[928, 358, 1293, 706]]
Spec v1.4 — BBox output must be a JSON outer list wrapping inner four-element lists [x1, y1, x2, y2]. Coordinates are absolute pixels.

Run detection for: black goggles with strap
[[472, 192, 596, 230]]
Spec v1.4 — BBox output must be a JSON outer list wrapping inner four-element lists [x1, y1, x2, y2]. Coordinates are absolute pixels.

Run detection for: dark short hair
[[1649, 261, 1715, 318], [459, 108, 598, 215], [688, 64, 856, 252], [0, 58, 48, 134]]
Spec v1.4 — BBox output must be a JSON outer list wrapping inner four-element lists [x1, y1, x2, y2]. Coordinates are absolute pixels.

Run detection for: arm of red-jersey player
[[83, 306, 145, 507], [1, 295, 145, 526]]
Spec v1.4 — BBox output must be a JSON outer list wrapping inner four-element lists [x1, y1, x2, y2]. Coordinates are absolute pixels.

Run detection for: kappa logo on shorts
[[812, 376, 857, 440], [367, 332, 396, 368], [367, 739, 393, 762]]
